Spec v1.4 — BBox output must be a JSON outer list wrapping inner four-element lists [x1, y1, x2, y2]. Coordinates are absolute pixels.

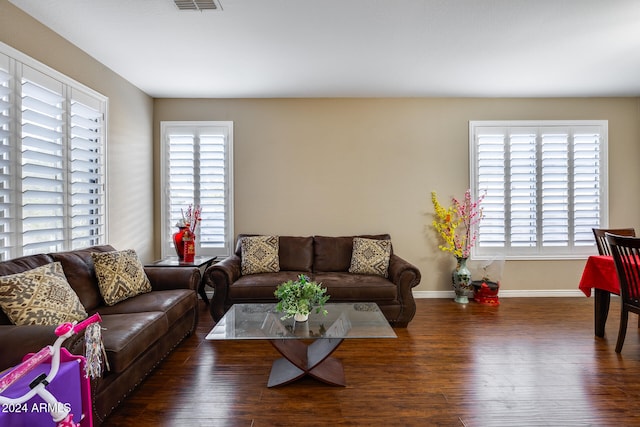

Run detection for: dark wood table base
[[267, 338, 346, 387]]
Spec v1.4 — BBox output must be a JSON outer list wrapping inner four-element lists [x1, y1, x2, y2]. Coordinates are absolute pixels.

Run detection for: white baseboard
[[412, 289, 586, 298]]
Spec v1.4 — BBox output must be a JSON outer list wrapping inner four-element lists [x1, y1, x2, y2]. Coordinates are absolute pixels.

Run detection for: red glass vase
[[172, 226, 188, 259]]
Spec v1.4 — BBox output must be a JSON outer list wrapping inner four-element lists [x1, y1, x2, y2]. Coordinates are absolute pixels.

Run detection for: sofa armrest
[[205, 254, 242, 321], [144, 267, 200, 292], [0, 325, 84, 373], [387, 254, 422, 327]]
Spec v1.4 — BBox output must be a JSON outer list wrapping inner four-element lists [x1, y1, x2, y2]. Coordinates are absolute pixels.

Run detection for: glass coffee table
[[206, 303, 397, 387]]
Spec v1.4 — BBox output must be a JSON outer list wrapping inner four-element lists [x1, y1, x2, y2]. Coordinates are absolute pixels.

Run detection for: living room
[[2, 0, 640, 293], [1, 0, 640, 425], [3, 1, 639, 295]]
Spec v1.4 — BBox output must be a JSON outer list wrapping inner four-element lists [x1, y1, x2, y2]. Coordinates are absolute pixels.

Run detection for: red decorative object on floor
[[472, 280, 500, 306]]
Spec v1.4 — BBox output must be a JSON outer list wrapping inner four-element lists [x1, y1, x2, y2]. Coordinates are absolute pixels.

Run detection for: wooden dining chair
[[606, 233, 640, 353], [593, 228, 636, 256]]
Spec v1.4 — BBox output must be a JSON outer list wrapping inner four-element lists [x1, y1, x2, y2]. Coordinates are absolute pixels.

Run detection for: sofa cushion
[[0, 254, 55, 276], [314, 234, 391, 272], [229, 272, 302, 300], [349, 237, 392, 278], [0, 254, 56, 325], [278, 236, 314, 272], [0, 262, 88, 326], [315, 272, 398, 302], [94, 289, 195, 327], [99, 311, 168, 374], [50, 245, 115, 312], [91, 249, 152, 306], [236, 235, 313, 272], [241, 235, 280, 275]]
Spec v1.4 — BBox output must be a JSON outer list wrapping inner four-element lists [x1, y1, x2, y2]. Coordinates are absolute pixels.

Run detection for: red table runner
[[578, 255, 619, 297]]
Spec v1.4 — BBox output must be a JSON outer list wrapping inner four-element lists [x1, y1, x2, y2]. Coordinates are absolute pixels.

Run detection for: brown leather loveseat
[[206, 234, 421, 327], [0, 245, 200, 425]]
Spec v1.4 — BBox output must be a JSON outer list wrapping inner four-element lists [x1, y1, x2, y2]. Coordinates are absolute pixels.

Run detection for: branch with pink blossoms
[[452, 189, 485, 258], [432, 189, 485, 259]]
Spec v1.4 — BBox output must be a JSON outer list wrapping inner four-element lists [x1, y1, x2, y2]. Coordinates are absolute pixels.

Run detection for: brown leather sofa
[[0, 245, 200, 425], [206, 234, 421, 327]]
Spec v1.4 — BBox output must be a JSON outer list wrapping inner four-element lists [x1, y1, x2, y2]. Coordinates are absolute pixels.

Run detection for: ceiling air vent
[[174, 0, 222, 11]]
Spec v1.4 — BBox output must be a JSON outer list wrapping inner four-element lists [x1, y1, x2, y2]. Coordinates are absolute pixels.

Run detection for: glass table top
[[206, 303, 397, 340]]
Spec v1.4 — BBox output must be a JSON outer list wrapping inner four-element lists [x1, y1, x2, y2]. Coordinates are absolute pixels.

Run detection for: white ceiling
[[8, 0, 640, 98]]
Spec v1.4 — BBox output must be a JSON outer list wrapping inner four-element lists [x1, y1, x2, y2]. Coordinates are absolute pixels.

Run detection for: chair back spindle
[[593, 228, 635, 256]]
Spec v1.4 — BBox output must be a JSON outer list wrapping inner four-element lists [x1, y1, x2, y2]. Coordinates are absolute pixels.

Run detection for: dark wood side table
[[146, 256, 217, 304]]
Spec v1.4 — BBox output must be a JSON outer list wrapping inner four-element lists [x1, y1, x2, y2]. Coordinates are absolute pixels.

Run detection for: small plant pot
[[294, 312, 309, 322]]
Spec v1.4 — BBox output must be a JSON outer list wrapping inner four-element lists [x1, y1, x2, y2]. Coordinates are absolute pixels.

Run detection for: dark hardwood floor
[[103, 296, 640, 426]]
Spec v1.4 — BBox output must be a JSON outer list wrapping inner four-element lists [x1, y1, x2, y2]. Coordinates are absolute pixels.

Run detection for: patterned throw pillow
[[0, 262, 88, 326], [91, 249, 152, 306], [349, 237, 392, 278], [241, 235, 280, 275]]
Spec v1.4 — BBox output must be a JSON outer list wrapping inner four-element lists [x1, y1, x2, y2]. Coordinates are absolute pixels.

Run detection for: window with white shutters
[[470, 121, 607, 260], [0, 43, 107, 260], [161, 121, 234, 258]]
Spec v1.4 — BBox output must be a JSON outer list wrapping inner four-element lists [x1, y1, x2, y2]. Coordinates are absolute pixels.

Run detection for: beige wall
[[0, 1, 155, 261], [154, 97, 640, 293]]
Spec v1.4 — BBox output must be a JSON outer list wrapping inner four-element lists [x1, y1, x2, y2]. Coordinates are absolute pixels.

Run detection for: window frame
[[160, 120, 234, 259], [469, 120, 608, 260], [0, 42, 108, 261]]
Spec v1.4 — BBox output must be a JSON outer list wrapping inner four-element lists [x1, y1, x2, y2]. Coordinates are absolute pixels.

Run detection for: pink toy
[[0, 313, 104, 427]]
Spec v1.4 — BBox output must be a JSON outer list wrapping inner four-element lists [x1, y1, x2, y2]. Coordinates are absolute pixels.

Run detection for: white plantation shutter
[[470, 121, 607, 260], [0, 43, 107, 260], [69, 89, 105, 248], [199, 134, 227, 249], [574, 129, 603, 247], [20, 67, 66, 254], [162, 122, 233, 258], [475, 128, 506, 248], [541, 131, 570, 247], [510, 130, 537, 248], [0, 53, 12, 260], [167, 133, 195, 227]]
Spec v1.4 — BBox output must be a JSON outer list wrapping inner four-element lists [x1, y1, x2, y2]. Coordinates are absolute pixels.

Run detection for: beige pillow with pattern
[[349, 237, 392, 278], [241, 235, 280, 275], [91, 249, 152, 306], [0, 262, 88, 326]]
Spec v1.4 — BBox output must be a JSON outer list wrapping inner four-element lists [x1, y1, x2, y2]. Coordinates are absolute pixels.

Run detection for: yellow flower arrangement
[[431, 189, 484, 259]]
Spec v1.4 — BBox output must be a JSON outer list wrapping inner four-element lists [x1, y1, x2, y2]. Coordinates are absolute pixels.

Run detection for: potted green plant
[[274, 274, 330, 321]]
